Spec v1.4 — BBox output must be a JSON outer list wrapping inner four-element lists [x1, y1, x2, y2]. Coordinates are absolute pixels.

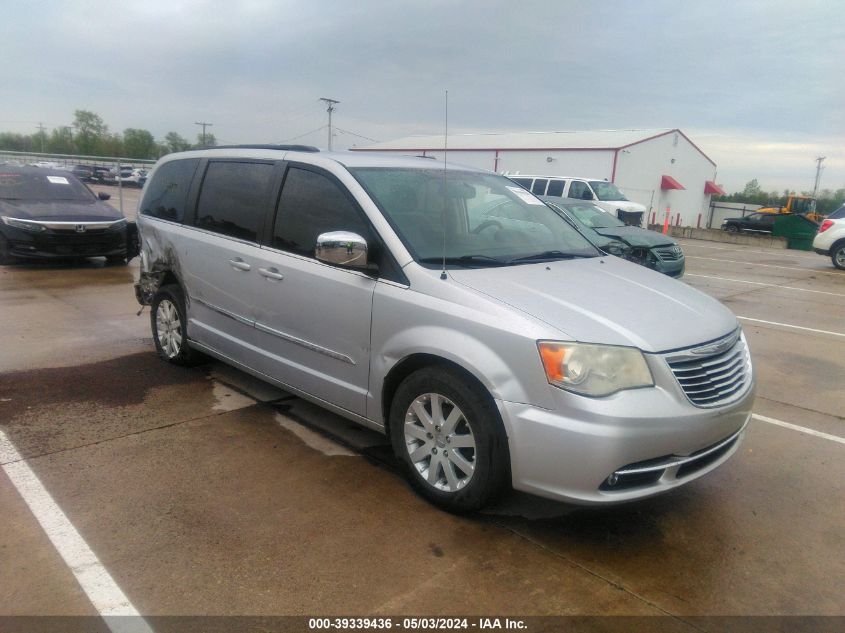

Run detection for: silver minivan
[[135, 146, 755, 512]]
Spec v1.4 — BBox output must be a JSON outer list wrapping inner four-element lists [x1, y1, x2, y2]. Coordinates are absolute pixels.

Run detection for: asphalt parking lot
[[1, 189, 843, 629]]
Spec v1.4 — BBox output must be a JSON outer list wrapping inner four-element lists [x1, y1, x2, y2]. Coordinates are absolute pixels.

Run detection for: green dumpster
[[773, 214, 819, 251]]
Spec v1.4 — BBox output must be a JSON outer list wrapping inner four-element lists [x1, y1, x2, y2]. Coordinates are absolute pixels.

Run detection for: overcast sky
[[2, 0, 843, 193]]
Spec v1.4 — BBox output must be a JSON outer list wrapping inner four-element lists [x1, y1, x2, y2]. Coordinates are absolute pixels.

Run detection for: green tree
[[742, 179, 762, 198], [47, 127, 74, 154], [73, 110, 108, 155], [123, 128, 156, 159], [194, 132, 217, 149], [0, 132, 31, 152], [164, 131, 191, 153]]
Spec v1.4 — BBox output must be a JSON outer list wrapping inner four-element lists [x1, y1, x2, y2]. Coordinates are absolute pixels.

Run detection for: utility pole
[[36, 122, 46, 153], [812, 156, 826, 199], [195, 121, 213, 148], [319, 98, 339, 150]]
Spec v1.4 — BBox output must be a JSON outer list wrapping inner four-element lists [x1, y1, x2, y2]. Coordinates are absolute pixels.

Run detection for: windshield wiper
[[506, 250, 595, 264], [418, 255, 509, 267]]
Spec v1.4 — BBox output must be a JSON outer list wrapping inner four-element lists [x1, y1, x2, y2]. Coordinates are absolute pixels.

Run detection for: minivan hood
[[594, 226, 675, 248], [448, 256, 737, 352], [0, 199, 120, 222]]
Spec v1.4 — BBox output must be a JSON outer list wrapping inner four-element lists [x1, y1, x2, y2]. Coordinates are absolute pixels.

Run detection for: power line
[[334, 127, 379, 143], [277, 125, 327, 143]]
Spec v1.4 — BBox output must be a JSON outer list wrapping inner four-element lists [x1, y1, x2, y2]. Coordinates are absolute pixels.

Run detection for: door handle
[[229, 258, 251, 272], [258, 267, 284, 281]]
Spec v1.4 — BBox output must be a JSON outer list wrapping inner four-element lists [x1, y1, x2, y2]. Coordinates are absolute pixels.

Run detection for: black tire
[[389, 366, 510, 513], [0, 233, 13, 265], [831, 243, 845, 270], [150, 284, 204, 366], [725, 225, 739, 233], [106, 255, 128, 265]]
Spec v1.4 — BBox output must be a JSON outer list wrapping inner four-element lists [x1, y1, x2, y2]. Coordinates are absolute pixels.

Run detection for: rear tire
[[831, 244, 845, 270], [389, 366, 509, 513], [150, 284, 204, 366]]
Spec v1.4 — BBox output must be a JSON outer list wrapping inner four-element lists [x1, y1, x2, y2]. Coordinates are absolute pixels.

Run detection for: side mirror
[[315, 231, 368, 268], [98, 192, 111, 200]]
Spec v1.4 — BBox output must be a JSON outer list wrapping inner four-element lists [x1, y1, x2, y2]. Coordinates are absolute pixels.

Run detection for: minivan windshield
[[588, 181, 628, 202], [351, 168, 601, 266], [0, 172, 96, 202]]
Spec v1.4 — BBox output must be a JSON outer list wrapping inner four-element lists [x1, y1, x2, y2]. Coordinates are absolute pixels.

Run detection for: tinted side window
[[546, 179, 565, 197], [195, 161, 274, 242], [141, 159, 199, 222], [273, 167, 371, 257], [531, 179, 548, 195], [568, 181, 589, 200], [511, 178, 532, 189], [828, 205, 845, 220]]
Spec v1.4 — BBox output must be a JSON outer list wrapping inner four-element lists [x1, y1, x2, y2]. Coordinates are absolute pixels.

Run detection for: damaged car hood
[[593, 225, 676, 248], [448, 256, 736, 352], [0, 199, 121, 222]]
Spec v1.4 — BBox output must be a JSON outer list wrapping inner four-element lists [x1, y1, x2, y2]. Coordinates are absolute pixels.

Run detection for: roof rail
[[209, 144, 320, 152]]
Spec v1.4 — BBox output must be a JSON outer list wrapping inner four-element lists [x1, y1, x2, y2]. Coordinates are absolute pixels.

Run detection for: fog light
[[606, 473, 619, 486]]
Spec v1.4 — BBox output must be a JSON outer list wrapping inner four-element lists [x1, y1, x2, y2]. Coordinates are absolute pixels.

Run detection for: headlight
[[538, 341, 653, 397], [107, 218, 128, 231], [1, 216, 47, 232]]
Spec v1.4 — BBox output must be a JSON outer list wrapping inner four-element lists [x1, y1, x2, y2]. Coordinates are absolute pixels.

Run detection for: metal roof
[[355, 128, 677, 151]]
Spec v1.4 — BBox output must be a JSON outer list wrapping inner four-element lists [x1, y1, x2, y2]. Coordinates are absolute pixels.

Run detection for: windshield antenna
[[440, 89, 448, 280]]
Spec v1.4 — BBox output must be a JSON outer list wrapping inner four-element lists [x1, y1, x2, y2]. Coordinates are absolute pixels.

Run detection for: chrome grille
[[653, 246, 683, 261], [665, 331, 752, 407]]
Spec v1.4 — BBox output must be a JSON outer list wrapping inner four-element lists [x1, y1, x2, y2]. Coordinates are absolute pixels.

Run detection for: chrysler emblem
[[75, 224, 86, 233], [690, 330, 739, 355]]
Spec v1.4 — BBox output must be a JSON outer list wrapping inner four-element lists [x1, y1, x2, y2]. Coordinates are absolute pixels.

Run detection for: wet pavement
[[0, 229, 843, 625]]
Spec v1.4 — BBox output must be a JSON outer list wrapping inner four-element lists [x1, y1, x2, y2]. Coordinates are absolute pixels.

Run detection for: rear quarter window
[[828, 206, 845, 220], [140, 159, 200, 222]]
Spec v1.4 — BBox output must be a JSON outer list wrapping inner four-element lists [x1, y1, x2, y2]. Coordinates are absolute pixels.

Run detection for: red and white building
[[354, 128, 725, 227]]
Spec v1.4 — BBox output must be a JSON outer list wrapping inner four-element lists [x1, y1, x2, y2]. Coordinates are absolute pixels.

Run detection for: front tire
[[150, 285, 203, 366], [832, 244, 845, 270], [389, 367, 509, 513], [725, 225, 739, 233]]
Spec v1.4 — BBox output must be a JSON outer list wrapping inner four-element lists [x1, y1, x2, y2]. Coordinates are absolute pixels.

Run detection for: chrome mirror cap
[[315, 231, 368, 268]]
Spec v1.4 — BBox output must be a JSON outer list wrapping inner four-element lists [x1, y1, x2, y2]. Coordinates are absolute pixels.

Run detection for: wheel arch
[[381, 353, 498, 440]]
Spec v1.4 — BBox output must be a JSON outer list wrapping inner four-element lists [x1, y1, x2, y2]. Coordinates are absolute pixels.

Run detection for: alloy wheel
[[403, 393, 477, 492], [155, 299, 182, 358]]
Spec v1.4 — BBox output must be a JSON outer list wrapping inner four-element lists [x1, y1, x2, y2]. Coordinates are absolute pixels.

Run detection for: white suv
[[508, 175, 646, 218], [812, 205, 845, 270]]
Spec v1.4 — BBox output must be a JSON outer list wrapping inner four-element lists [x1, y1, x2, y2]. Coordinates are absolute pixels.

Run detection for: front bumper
[[1, 223, 138, 260], [497, 369, 755, 505], [813, 248, 829, 256], [655, 257, 685, 278]]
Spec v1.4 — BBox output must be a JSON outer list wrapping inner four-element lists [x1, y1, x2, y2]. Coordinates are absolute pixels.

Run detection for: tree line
[[714, 178, 845, 214], [0, 110, 216, 160]]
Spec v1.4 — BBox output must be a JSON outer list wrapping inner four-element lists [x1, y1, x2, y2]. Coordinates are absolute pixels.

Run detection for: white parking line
[[752, 414, 845, 445], [738, 316, 845, 338], [0, 429, 153, 633], [687, 273, 845, 297], [686, 255, 842, 276], [681, 242, 817, 258]]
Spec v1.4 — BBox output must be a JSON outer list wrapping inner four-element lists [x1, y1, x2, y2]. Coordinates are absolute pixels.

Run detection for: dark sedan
[[0, 166, 139, 264], [721, 212, 777, 234], [540, 197, 685, 277]]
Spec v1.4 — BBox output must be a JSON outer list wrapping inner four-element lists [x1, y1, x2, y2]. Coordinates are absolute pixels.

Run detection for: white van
[[509, 175, 646, 217]]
